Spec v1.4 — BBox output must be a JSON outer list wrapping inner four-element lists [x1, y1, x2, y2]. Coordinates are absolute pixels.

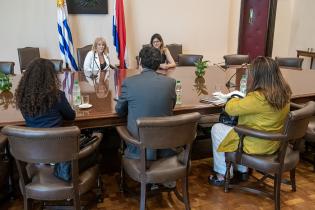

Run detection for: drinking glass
[[82, 95, 90, 105], [214, 84, 222, 93]]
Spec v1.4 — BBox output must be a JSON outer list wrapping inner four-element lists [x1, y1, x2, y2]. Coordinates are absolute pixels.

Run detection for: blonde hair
[[92, 37, 109, 54]]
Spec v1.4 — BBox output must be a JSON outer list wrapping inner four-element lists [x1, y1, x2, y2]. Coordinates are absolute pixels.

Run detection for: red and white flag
[[112, 0, 128, 69]]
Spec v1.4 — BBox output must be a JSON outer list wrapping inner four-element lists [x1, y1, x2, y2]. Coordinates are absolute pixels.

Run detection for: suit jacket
[[115, 68, 176, 138], [83, 51, 110, 77], [217, 91, 290, 155]]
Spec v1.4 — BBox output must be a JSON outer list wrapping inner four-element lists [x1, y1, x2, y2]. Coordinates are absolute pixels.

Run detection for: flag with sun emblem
[[57, 0, 78, 71]]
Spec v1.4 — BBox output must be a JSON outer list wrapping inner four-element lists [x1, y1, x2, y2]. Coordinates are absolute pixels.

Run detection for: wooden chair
[[223, 54, 249, 68], [224, 101, 315, 210], [116, 112, 201, 210], [178, 54, 203, 66], [275, 57, 304, 69], [0, 62, 15, 75], [17, 47, 40, 73], [0, 134, 10, 201], [77, 45, 92, 71], [50, 59, 63, 72], [166, 44, 183, 63], [2, 125, 103, 210]]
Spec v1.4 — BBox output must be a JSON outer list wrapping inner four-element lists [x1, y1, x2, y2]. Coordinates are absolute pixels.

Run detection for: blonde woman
[[150, 33, 176, 70], [84, 37, 110, 77]]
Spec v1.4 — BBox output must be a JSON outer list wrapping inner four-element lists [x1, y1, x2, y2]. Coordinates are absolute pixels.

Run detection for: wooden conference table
[[1, 66, 315, 129]]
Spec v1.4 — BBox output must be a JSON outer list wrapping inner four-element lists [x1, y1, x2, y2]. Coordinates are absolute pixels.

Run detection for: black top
[[100, 62, 107, 70], [23, 90, 76, 128], [161, 52, 167, 64]]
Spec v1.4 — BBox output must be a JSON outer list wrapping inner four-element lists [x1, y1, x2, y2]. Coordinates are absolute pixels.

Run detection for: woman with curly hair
[[15, 58, 75, 127]]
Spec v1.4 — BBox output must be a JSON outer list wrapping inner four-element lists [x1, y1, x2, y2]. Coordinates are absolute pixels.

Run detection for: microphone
[[225, 72, 237, 88], [225, 63, 249, 88], [110, 64, 119, 71], [213, 63, 227, 72]]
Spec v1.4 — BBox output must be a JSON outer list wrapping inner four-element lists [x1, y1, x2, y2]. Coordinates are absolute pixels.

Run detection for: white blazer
[[83, 51, 110, 77]]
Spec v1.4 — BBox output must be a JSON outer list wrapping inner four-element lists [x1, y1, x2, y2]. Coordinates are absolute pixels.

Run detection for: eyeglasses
[[152, 40, 161, 44]]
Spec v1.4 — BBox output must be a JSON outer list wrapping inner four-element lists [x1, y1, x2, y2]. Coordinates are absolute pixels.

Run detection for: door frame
[[237, 0, 278, 57]]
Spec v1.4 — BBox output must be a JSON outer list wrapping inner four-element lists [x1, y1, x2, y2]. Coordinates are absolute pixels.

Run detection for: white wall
[[273, 0, 315, 69], [0, 0, 241, 72]]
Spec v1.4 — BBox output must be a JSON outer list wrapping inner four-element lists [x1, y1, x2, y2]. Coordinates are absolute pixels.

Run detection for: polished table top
[[1, 66, 315, 129]]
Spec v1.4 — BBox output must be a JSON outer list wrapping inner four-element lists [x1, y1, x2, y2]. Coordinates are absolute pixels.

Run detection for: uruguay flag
[[112, 0, 127, 69], [57, 0, 78, 71]]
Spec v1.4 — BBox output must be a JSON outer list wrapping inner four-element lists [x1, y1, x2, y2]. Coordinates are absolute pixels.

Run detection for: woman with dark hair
[[16, 58, 99, 181], [150, 33, 176, 70], [208, 56, 292, 186], [15, 58, 75, 127]]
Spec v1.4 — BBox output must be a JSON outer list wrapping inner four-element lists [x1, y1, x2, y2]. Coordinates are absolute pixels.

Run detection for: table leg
[[311, 57, 314, 69]]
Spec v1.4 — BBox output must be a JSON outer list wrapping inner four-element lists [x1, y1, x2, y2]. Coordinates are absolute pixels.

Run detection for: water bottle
[[73, 80, 81, 106], [240, 74, 247, 95], [175, 80, 182, 104]]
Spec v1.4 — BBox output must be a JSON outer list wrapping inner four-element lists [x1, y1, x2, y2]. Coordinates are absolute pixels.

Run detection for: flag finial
[[57, 0, 65, 7]]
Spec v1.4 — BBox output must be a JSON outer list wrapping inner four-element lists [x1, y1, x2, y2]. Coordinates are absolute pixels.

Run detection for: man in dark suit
[[115, 46, 176, 160]]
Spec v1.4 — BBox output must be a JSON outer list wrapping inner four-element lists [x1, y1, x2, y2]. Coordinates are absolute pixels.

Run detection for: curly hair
[[139, 46, 162, 70], [15, 58, 61, 117]]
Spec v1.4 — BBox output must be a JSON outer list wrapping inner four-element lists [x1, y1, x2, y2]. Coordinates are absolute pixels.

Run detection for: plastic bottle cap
[[74, 80, 79, 84], [176, 80, 181, 83]]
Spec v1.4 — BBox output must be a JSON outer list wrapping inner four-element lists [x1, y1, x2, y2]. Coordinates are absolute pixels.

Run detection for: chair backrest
[[137, 112, 201, 149], [275, 57, 304, 69], [1, 125, 80, 163], [166, 44, 182, 63], [284, 101, 315, 141], [142, 44, 151, 48], [50, 59, 63, 72], [77, 44, 92, 71], [223, 54, 249, 67], [178, 54, 203, 66], [17, 47, 40, 73], [274, 101, 315, 164], [0, 62, 15, 75]]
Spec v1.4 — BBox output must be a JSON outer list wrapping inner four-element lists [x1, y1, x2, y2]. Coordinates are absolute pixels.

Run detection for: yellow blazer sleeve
[[225, 92, 263, 116]]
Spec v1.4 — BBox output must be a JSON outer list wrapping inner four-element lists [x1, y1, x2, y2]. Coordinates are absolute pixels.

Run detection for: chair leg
[[23, 197, 30, 210], [120, 140, 125, 193], [290, 168, 296, 192], [96, 175, 104, 203], [73, 192, 80, 210], [182, 176, 191, 210], [224, 160, 232, 193], [274, 173, 281, 210], [140, 182, 147, 210], [120, 164, 125, 192]]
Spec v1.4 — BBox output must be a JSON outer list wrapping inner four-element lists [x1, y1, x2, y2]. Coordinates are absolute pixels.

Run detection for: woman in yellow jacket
[[209, 56, 292, 186]]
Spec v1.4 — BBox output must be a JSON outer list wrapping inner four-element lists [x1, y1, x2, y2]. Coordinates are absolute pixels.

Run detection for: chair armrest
[[116, 126, 140, 146], [0, 134, 8, 150], [234, 125, 286, 141], [109, 64, 119, 71], [79, 133, 102, 159], [290, 102, 304, 110]]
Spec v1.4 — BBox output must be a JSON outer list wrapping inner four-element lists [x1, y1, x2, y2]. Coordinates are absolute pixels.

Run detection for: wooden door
[[238, 0, 278, 60]]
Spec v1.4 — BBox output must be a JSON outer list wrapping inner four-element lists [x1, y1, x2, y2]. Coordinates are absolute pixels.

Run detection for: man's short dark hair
[[139, 46, 161, 70]]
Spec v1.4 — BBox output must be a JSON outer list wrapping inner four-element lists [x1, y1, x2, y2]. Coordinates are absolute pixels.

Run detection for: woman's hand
[[160, 63, 169, 70]]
